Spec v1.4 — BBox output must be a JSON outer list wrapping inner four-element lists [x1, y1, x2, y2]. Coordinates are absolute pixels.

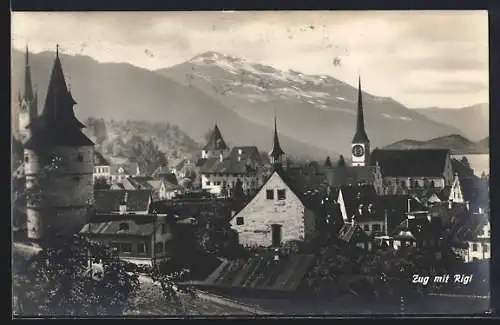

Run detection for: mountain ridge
[[11, 49, 334, 161], [383, 134, 489, 154]]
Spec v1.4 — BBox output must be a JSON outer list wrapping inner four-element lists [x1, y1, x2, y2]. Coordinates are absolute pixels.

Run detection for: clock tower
[[351, 76, 370, 167]]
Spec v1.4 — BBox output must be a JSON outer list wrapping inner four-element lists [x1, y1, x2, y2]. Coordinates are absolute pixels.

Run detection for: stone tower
[[24, 46, 95, 242], [268, 115, 285, 169], [351, 76, 370, 167], [18, 46, 38, 143]]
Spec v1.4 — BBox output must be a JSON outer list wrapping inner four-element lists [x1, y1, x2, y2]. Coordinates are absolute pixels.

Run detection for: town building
[[93, 150, 111, 183], [129, 175, 180, 200], [17, 47, 38, 143], [93, 189, 152, 215], [200, 124, 265, 196], [110, 162, 141, 182], [23, 46, 94, 241], [463, 218, 490, 262], [80, 213, 172, 267], [229, 121, 327, 248], [370, 148, 454, 194]]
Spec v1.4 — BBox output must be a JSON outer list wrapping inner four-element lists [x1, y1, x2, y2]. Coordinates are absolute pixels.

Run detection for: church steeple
[[269, 115, 285, 167], [24, 46, 34, 103], [351, 76, 370, 167], [352, 76, 369, 143]]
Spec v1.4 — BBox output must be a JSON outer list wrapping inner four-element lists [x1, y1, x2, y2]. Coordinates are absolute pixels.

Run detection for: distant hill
[[156, 51, 463, 156], [11, 49, 333, 161], [383, 134, 489, 154], [414, 103, 488, 142]]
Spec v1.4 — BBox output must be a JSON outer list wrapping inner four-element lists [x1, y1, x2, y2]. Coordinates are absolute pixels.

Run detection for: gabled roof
[[338, 222, 370, 243], [325, 166, 378, 187], [203, 124, 228, 151], [94, 150, 110, 166], [228, 146, 263, 164], [80, 220, 156, 237], [94, 189, 152, 213], [370, 148, 450, 177], [199, 156, 258, 175]]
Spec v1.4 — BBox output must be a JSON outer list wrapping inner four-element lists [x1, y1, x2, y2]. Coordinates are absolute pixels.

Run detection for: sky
[[11, 11, 488, 108]]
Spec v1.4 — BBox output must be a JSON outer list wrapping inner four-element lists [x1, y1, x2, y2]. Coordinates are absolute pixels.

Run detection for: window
[[236, 217, 244, 225], [77, 154, 83, 162], [160, 223, 166, 234], [110, 242, 120, 251], [277, 189, 286, 200], [24, 155, 29, 163], [206, 181, 210, 186], [266, 190, 274, 200], [119, 223, 129, 231], [363, 224, 370, 231], [373, 224, 381, 232], [121, 243, 132, 253], [137, 243, 146, 253], [472, 243, 478, 252], [483, 244, 489, 253]]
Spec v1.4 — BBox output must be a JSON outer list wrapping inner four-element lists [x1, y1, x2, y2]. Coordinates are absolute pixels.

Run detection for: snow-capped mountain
[[157, 51, 463, 156]]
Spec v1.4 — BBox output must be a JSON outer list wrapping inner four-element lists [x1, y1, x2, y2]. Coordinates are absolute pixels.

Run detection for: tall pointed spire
[[41, 45, 83, 128], [352, 76, 369, 143], [269, 114, 285, 166], [23, 46, 34, 102]]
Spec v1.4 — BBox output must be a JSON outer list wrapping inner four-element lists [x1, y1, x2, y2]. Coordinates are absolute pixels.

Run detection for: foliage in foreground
[[13, 235, 141, 316]]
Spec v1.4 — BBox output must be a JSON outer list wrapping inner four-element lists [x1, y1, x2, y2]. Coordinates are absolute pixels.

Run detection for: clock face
[[352, 144, 365, 157]]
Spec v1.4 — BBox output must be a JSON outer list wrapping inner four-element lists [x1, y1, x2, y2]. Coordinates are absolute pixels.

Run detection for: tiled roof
[[110, 178, 138, 190], [94, 189, 152, 213], [336, 185, 381, 222], [94, 150, 110, 166], [199, 156, 258, 175], [338, 222, 370, 243], [80, 220, 156, 236], [370, 148, 449, 177], [325, 166, 377, 187], [25, 118, 94, 149], [207, 251, 315, 291], [227, 146, 263, 164]]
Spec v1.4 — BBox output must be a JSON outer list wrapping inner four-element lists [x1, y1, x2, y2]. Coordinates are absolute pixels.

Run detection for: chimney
[[119, 192, 128, 214], [466, 201, 470, 211]]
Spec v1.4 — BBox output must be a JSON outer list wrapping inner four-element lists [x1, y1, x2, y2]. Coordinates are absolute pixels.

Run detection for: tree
[[127, 137, 168, 177], [13, 235, 140, 316], [324, 156, 333, 168], [337, 155, 346, 168]]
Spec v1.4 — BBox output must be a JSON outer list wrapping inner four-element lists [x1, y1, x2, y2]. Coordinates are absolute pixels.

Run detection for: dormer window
[[119, 223, 129, 231]]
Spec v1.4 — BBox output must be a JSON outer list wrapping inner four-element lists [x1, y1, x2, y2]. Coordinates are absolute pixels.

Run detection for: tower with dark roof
[[24, 46, 95, 242], [351, 76, 370, 167], [18, 46, 38, 142], [201, 124, 229, 160], [268, 116, 285, 168]]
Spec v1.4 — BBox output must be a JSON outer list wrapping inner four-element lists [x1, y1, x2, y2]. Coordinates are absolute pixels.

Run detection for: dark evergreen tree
[[324, 156, 333, 168], [337, 155, 346, 168]]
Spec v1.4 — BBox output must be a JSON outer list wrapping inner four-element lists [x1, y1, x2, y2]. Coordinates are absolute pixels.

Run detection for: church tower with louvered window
[[24, 46, 95, 242], [351, 76, 371, 167]]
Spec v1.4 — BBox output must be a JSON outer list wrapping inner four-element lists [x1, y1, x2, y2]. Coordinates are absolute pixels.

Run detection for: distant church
[[22, 46, 95, 242], [17, 47, 39, 143]]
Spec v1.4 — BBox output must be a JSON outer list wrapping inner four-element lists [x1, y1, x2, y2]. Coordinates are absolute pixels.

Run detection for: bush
[[13, 235, 140, 316]]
